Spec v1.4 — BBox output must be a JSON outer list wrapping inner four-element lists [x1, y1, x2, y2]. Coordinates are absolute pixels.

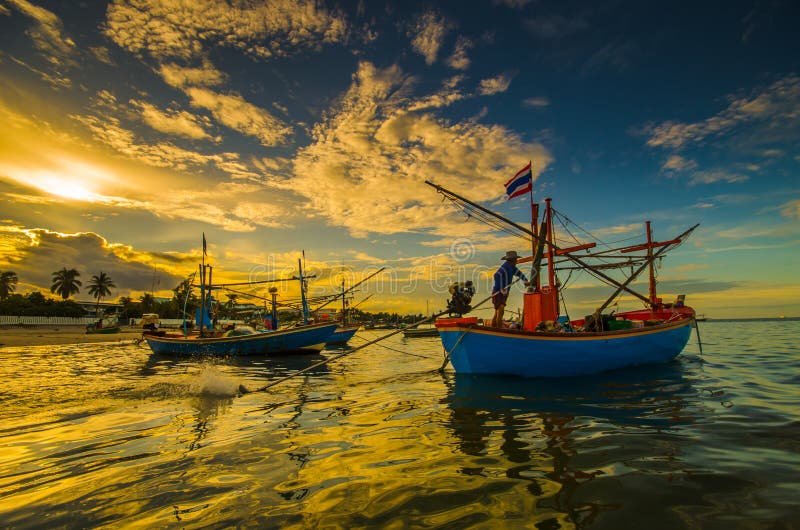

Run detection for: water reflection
[[442, 362, 700, 527]]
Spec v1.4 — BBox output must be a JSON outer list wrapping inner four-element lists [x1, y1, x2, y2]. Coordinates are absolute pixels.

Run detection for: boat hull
[[437, 318, 694, 377], [86, 326, 121, 334], [144, 322, 338, 356], [403, 327, 440, 338], [326, 325, 359, 345]]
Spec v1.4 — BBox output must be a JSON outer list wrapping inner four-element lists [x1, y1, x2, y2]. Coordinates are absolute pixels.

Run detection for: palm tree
[[87, 272, 115, 316], [139, 293, 155, 314], [0, 271, 18, 301], [51, 268, 82, 300]]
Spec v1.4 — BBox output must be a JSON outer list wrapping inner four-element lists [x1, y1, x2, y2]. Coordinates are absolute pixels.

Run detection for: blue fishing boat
[[326, 325, 360, 346], [142, 237, 339, 356], [144, 321, 338, 356], [437, 316, 693, 377], [427, 177, 700, 378]]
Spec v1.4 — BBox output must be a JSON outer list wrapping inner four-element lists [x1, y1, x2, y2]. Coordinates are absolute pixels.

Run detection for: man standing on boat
[[491, 251, 529, 327]]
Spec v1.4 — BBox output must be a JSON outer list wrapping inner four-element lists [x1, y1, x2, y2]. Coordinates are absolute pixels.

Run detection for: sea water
[[0, 320, 798, 529]]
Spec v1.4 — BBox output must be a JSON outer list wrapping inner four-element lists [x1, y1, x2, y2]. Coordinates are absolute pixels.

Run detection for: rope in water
[[239, 288, 504, 395]]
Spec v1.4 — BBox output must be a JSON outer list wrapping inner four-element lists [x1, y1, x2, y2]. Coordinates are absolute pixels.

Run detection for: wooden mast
[[340, 278, 347, 326], [298, 257, 309, 325], [646, 221, 657, 305], [527, 160, 539, 291], [544, 197, 558, 316]]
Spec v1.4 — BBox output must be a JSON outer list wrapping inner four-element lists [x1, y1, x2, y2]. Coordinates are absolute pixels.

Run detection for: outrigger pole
[[425, 180, 655, 307], [313, 267, 386, 313], [595, 223, 698, 313]]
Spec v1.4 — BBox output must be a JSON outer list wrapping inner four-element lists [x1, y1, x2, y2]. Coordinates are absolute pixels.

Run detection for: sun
[[39, 177, 98, 201]]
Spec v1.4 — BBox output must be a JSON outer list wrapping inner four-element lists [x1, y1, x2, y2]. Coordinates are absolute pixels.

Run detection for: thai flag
[[505, 162, 532, 200]]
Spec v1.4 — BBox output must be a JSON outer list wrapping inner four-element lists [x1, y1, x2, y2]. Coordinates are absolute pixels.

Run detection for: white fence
[[0, 316, 246, 327], [0, 316, 99, 326]]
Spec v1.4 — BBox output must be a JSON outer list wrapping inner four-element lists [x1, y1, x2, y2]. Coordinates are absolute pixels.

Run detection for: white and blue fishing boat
[[427, 177, 700, 378], [144, 321, 338, 356], [143, 238, 338, 356]]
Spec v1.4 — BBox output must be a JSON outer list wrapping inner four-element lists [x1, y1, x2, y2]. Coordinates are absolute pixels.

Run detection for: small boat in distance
[[86, 317, 121, 334], [427, 177, 699, 378], [402, 325, 439, 338], [404, 301, 439, 338]]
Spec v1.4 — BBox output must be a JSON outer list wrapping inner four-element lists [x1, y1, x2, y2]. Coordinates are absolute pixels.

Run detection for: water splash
[[191, 363, 242, 397]]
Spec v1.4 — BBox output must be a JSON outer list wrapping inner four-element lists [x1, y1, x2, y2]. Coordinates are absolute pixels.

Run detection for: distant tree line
[[0, 292, 86, 317], [0, 268, 428, 323]]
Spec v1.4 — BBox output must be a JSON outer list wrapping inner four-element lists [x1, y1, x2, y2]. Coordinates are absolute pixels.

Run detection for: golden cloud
[[408, 10, 450, 65], [130, 99, 218, 141], [184, 87, 292, 147], [288, 62, 551, 238], [104, 0, 348, 61]]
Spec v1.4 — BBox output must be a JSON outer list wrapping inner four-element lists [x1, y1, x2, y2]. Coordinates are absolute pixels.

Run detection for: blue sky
[[0, 0, 798, 318]]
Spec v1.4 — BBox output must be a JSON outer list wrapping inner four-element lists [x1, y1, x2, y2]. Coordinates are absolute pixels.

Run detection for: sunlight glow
[[36, 175, 97, 201], [1, 157, 122, 203]]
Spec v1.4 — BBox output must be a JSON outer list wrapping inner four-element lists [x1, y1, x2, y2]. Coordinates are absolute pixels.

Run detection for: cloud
[[71, 112, 227, 171], [523, 97, 550, 108], [89, 46, 115, 65], [407, 9, 450, 65], [780, 199, 800, 220], [130, 99, 217, 141], [493, 0, 533, 7], [446, 36, 473, 70], [406, 75, 467, 111], [7, 55, 72, 88], [3, 0, 75, 62], [158, 62, 227, 88], [70, 90, 261, 177], [584, 223, 643, 240], [141, 183, 295, 232], [644, 75, 800, 150], [581, 39, 638, 75], [184, 87, 292, 146], [104, 0, 348, 61], [662, 154, 697, 172], [287, 61, 551, 238], [524, 13, 589, 40], [2, 0, 77, 87], [689, 169, 748, 186], [0, 226, 185, 295], [478, 73, 513, 95]]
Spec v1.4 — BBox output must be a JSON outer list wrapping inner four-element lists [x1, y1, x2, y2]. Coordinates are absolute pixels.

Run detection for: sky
[[0, 0, 798, 319]]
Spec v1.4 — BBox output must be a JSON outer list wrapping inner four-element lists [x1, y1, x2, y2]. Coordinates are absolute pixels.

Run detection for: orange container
[[523, 291, 558, 331], [435, 317, 479, 327]]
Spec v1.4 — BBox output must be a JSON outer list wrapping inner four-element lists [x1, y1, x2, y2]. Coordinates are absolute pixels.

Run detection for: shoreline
[[0, 326, 145, 348]]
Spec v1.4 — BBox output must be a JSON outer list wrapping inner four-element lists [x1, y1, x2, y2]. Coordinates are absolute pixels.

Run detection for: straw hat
[[501, 250, 519, 261]]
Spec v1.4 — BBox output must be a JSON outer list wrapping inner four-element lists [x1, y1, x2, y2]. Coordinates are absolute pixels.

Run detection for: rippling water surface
[[1, 321, 798, 529]]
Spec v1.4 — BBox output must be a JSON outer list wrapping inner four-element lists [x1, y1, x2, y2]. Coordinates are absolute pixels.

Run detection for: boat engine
[[446, 281, 475, 316]]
